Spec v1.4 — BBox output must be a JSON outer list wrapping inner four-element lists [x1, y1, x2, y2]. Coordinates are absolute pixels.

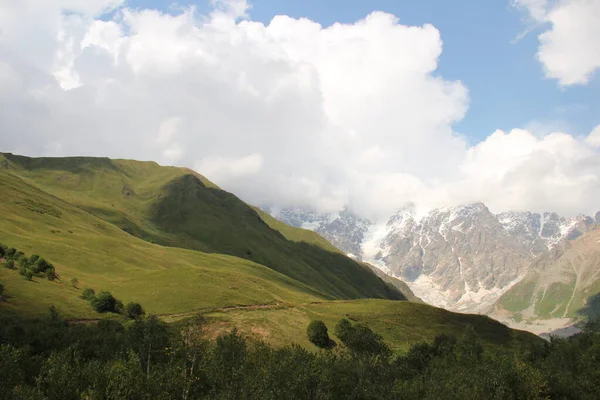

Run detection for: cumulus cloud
[[0, 0, 598, 219], [514, 0, 600, 85]]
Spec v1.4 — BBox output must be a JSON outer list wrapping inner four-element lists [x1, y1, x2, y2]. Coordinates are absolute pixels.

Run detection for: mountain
[[0, 152, 541, 352], [492, 227, 600, 333], [0, 153, 403, 301], [267, 203, 599, 327]]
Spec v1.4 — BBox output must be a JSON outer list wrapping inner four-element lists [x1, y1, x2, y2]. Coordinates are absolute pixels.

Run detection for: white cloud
[[514, 0, 600, 85], [0, 0, 598, 219]]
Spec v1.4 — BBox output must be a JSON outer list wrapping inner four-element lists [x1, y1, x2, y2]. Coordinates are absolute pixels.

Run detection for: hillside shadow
[[575, 293, 600, 332], [148, 173, 408, 301]]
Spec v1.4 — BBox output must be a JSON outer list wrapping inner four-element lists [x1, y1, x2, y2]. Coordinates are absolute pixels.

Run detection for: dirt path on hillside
[[65, 300, 344, 324]]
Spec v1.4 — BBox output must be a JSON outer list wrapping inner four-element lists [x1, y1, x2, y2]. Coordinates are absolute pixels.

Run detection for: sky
[[0, 0, 599, 218]]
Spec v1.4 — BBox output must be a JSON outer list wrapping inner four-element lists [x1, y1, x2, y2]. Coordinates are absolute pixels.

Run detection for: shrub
[[46, 268, 57, 281], [71, 278, 79, 288], [0, 283, 4, 296], [18, 266, 26, 275], [13, 251, 24, 261], [91, 291, 117, 313], [17, 257, 28, 268], [6, 248, 16, 258], [0, 244, 5, 258], [24, 270, 33, 281], [307, 320, 330, 348], [28, 254, 40, 265], [125, 302, 145, 319], [81, 288, 96, 301], [5, 260, 15, 270], [31, 258, 50, 275], [335, 318, 353, 342], [115, 300, 124, 315], [335, 318, 390, 356]]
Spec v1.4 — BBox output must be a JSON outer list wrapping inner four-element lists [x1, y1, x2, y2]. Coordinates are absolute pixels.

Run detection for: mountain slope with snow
[[265, 203, 598, 325]]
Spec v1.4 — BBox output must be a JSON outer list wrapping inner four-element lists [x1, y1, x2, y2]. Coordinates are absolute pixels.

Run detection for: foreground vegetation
[[1, 309, 599, 400]]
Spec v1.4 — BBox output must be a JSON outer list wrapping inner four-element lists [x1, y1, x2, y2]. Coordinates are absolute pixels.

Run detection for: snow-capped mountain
[[269, 207, 372, 260], [264, 203, 597, 315]]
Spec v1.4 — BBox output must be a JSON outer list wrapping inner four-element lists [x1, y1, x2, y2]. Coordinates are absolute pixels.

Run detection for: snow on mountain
[[264, 203, 597, 314]]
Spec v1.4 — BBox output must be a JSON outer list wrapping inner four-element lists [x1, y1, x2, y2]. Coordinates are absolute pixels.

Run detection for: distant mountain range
[[265, 203, 600, 333]]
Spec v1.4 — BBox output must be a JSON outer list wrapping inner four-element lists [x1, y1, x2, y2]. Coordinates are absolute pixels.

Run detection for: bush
[[46, 268, 57, 281], [71, 278, 78, 288], [335, 318, 390, 356], [115, 300, 124, 315], [31, 259, 50, 275], [335, 318, 353, 342], [6, 248, 16, 258], [24, 270, 33, 281], [91, 291, 117, 313], [5, 260, 15, 270], [18, 266, 26, 276], [28, 254, 40, 265], [81, 288, 95, 301], [17, 257, 28, 268], [307, 320, 330, 348], [125, 302, 145, 319], [0, 283, 4, 296]]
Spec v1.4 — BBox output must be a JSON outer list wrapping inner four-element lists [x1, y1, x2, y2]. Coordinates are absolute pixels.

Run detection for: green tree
[[335, 318, 353, 342], [81, 288, 95, 301], [127, 315, 170, 377], [17, 257, 28, 269], [91, 291, 117, 313], [125, 302, 145, 319], [307, 320, 330, 348], [24, 270, 33, 281], [28, 254, 39, 265], [46, 267, 57, 281]]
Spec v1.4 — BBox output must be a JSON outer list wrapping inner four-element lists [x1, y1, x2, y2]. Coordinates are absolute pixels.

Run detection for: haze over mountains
[[265, 203, 600, 333]]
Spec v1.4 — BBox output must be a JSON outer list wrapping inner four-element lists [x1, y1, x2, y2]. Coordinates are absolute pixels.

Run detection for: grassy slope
[[172, 299, 539, 353], [0, 153, 541, 351], [1, 153, 403, 301], [495, 228, 600, 321], [0, 170, 327, 318]]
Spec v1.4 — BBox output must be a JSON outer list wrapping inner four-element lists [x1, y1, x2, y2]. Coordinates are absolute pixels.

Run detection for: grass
[[1, 153, 403, 301], [0, 170, 326, 318], [170, 299, 540, 353], [0, 153, 542, 352]]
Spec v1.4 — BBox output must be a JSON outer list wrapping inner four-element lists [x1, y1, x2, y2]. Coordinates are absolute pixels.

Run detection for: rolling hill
[[0, 153, 539, 351]]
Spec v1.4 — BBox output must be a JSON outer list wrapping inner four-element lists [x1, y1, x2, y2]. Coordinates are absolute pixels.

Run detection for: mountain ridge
[[265, 202, 599, 332]]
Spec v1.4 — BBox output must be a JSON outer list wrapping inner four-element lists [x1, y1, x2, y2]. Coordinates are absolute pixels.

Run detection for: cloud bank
[[0, 0, 598, 219]]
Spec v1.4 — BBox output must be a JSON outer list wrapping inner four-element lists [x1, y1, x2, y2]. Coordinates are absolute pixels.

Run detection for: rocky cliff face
[[266, 203, 597, 314]]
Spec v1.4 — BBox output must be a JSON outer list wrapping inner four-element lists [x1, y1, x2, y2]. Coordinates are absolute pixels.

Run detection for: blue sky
[[124, 0, 599, 144]]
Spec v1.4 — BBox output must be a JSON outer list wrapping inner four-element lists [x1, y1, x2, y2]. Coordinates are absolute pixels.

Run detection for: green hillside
[[1, 153, 402, 301], [0, 170, 327, 318], [494, 227, 600, 325], [0, 153, 541, 354]]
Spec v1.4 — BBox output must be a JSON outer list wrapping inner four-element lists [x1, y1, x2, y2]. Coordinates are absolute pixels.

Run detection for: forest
[[1, 306, 599, 400]]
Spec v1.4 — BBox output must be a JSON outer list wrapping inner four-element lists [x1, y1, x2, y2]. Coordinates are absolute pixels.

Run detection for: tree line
[[1, 306, 599, 399], [1, 243, 57, 282]]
